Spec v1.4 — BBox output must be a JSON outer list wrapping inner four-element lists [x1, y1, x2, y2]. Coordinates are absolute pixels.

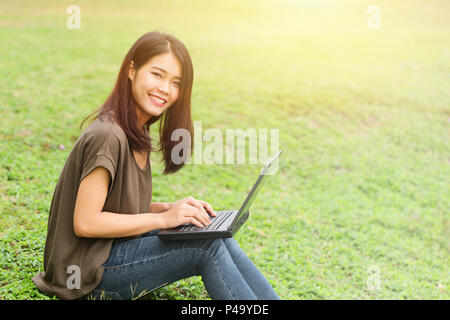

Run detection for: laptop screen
[[227, 150, 282, 231]]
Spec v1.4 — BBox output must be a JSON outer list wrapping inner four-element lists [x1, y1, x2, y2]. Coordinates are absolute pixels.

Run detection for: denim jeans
[[84, 230, 280, 300]]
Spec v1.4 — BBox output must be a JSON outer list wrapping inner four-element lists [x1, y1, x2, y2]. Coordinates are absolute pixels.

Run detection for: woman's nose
[[158, 81, 170, 95]]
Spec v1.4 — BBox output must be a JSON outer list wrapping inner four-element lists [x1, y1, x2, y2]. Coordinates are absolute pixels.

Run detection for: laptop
[[158, 150, 282, 241]]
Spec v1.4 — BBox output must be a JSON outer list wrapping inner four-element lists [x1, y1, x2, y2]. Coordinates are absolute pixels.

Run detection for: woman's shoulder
[[82, 113, 127, 146], [72, 113, 129, 166]]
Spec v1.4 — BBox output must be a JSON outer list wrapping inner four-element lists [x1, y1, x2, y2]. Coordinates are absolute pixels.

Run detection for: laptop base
[[158, 210, 249, 241]]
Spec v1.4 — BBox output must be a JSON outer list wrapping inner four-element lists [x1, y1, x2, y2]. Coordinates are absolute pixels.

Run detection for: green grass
[[0, 0, 449, 299]]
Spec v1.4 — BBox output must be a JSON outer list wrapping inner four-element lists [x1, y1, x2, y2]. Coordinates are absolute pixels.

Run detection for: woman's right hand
[[159, 200, 212, 229]]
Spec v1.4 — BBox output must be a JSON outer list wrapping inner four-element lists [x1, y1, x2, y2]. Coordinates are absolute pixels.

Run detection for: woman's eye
[[151, 72, 161, 78], [173, 82, 181, 87]]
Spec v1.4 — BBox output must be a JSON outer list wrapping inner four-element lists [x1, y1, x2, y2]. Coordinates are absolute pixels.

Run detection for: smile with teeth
[[149, 94, 167, 106]]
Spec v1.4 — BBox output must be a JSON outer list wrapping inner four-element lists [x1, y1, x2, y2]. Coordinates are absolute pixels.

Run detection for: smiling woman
[[81, 31, 194, 175], [32, 31, 279, 301], [128, 53, 183, 129]]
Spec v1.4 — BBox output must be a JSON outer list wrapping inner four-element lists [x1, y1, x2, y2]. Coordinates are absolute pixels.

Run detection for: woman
[[33, 31, 279, 300]]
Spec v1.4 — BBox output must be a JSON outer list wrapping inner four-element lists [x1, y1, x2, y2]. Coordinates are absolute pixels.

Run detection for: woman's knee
[[188, 238, 236, 273], [194, 238, 230, 266], [205, 237, 242, 257], [223, 237, 243, 255]]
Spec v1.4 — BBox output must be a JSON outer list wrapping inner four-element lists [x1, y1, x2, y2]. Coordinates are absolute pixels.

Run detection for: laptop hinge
[[228, 210, 249, 231]]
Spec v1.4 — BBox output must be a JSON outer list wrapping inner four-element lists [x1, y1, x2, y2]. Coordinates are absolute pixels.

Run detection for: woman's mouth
[[149, 94, 167, 107]]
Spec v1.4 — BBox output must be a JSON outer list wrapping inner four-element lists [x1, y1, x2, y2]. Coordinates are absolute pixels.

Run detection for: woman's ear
[[128, 60, 135, 81]]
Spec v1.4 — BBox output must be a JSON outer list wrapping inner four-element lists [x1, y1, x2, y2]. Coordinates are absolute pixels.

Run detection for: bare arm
[[150, 200, 215, 215], [74, 167, 164, 238], [73, 167, 214, 239], [149, 202, 171, 213]]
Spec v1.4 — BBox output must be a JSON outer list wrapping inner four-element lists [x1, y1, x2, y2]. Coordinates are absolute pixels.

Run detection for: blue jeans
[[85, 230, 280, 300]]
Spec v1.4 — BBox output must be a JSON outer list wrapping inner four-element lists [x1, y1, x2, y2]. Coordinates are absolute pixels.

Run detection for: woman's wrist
[[152, 212, 168, 230]]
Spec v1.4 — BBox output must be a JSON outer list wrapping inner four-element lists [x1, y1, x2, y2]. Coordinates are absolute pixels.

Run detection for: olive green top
[[32, 112, 152, 300]]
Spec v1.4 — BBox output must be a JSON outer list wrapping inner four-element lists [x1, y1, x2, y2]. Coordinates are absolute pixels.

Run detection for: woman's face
[[128, 51, 182, 126]]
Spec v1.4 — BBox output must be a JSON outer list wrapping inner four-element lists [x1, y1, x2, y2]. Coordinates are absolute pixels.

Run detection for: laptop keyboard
[[179, 210, 235, 232]]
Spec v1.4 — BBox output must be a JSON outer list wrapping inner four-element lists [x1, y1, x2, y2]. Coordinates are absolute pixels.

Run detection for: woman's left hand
[[169, 196, 217, 218]]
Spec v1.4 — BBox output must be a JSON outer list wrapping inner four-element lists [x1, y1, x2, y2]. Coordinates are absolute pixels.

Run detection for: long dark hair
[[80, 31, 194, 174]]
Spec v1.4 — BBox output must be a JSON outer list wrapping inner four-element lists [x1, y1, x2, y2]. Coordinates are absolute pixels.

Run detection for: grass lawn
[[0, 0, 449, 299]]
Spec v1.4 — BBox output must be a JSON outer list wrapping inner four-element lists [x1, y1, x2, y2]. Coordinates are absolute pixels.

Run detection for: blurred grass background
[[0, 0, 449, 299]]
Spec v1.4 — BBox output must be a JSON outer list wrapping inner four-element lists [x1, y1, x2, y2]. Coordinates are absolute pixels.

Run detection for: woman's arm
[[150, 199, 216, 216], [149, 202, 171, 213], [74, 167, 213, 238], [74, 167, 165, 238]]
